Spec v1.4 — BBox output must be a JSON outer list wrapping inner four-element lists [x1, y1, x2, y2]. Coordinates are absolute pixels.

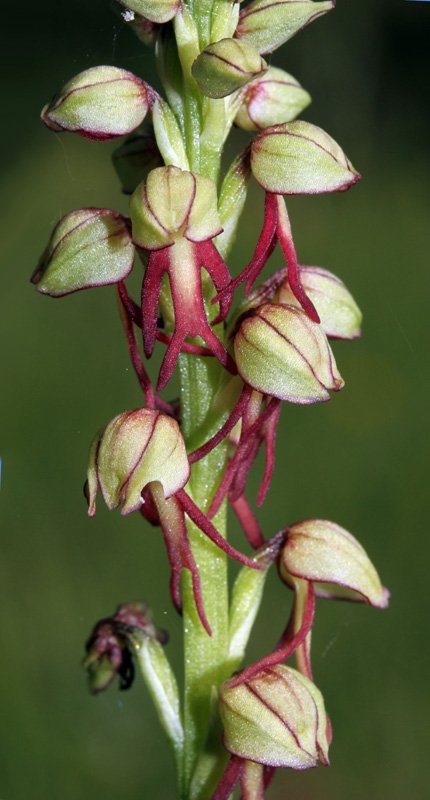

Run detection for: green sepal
[[235, 66, 311, 131], [32, 208, 134, 296], [236, 0, 335, 55], [192, 38, 267, 99], [41, 65, 150, 141], [116, 0, 180, 24], [220, 665, 330, 768], [278, 266, 363, 340], [251, 120, 360, 195], [234, 303, 344, 404]]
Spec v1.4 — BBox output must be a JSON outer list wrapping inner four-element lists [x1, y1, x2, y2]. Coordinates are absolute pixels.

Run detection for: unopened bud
[[113, 134, 163, 195], [234, 303, 344, 404], [236, 0, 334, 55], [130, 166, 222, 249], [41, 66, 149, 141], [87, 408, 189, 516], [278, 266, 362, 339], [117, 0, 180, 24], [251, 121, 360, 194], [279, 520, 390, 608], [192, 38, 267, 99], [220, 665, 329, 768], [32, 209, 134, 296], [235, 67, 311, 131]]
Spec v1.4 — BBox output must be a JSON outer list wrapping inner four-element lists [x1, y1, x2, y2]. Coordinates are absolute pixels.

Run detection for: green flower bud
[[31, 209, 134, 296], [41, 66, 149, 141], [251, 121, 360, 194], [236, 0, 334, 55], [87, 409, 190, 516], [234, 67, 311, 131], [278, 266, 362, 339], [192, 38, 267, 99], [279, 520, 390, 608], [220, 665, 329, 768], [130, 166, 222, 249], [117, 0, 180, 24], [234, 303, 344, 404], [112, 134, 164, 195]]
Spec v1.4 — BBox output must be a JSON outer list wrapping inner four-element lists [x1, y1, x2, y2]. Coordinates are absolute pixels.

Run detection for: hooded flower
[[130, 166, 236, 389], [216, 122, 360, 322], [87, 408, 261, 632]]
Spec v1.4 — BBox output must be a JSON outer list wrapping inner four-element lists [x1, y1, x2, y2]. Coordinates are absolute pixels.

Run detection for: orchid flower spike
[[130, 166, 236, 389]]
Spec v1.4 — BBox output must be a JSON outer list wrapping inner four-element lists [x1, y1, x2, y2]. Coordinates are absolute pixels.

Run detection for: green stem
[[166, 7, 251, 794], [179, 352, 231, 799]]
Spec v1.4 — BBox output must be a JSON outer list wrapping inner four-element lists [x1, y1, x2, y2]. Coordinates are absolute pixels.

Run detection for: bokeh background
[[1, 1, 429, 798]]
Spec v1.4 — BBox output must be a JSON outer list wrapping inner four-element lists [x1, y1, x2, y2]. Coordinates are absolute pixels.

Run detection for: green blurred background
[[1, 1, 429, 798]]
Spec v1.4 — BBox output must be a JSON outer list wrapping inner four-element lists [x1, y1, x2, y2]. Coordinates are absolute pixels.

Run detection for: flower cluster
[[35, 2, 387, 799]]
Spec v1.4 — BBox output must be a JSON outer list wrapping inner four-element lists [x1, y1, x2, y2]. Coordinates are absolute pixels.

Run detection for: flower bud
[[32, 209, 134, 296], [278, 266, 362, 339], [234, 303, 344, 404], [236, 0, 335, 55], [235, 67, 311, 131], [116, 0, 180, 24], [41, 66, 149, 141], [87, 409, 190, 516], [113, 134, 163, 195], [191, 38, 267, 99], [279, 519, 390, 608], [130, 166, 222, 249], [220, 665, 329, 768], [251, 121, 360, 194]]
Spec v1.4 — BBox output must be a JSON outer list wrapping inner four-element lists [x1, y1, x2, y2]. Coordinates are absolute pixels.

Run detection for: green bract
[[280, 520, 390, 608], [278, 266, 363, 339], [235, 66, 311, 131], [116, 0, 180, 24], [220, 665, 329, 768], [251, 120, 360, 194], [234, 303, 344, 403], [191, 38, 267, 99], [32, 209, 135, 296], [130, 166, 222, 249], [236, 0, 335, 55], [41, 65, 149, 140], [87, 409, 190, 516]]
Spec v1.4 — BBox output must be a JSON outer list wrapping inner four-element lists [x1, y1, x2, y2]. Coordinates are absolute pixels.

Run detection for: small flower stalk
[[35, 3, 387, 799]]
